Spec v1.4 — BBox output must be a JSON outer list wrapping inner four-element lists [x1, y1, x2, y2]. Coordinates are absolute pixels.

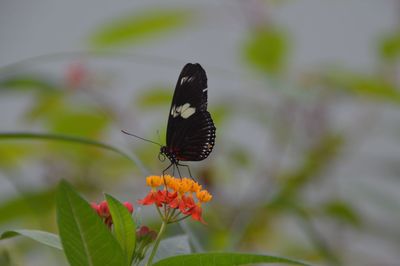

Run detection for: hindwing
[[168, 111, 216, 161]]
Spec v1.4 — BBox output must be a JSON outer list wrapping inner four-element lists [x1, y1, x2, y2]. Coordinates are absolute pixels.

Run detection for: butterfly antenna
[[121, 130, 162, 147]]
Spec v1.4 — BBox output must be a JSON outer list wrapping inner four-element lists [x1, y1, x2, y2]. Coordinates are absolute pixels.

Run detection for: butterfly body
[[160, 63, 216, 175], [160, 146, 178, 164]]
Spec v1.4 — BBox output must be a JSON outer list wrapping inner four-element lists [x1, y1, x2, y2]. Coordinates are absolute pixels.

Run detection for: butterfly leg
[[176, 164, 183, 179], [162, 163, 173, 177], [177, 163, 195, 180]]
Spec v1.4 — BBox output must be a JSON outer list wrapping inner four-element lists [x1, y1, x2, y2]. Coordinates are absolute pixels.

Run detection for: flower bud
[[98, 200, 110, 218], [92, 202, 102, 217], [136, 226, 150, 238], [124, 202, 134, 214]]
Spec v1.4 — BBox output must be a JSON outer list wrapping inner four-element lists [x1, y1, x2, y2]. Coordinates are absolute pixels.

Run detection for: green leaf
[[1, 229, 62, 250], [379, 31, 400, 61], [0, 76, 58, 92], [0, 132, 136, 164], [0, 131, 149, 177], [153, 253, 310, 266], [136, 88, 172, 108], [244, 28, 289, 75], [56, 180, 127, 266], [105, 194, 136, 264], [90, 9, 190, 48]]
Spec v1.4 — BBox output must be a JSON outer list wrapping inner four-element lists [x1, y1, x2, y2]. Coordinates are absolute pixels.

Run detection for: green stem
[[168, 214, 190, 224], [145, 220, 167, 266], [0, 132, 148, 175], [0, 51, 241, 81], [155, 205, 163, 219], [166, 208, 176, 221]]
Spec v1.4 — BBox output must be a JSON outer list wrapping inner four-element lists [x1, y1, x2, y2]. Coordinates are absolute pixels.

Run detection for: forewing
[[168, 111, 216, 161], [170, 63, 208, 111], [167, 63, 208, 146]]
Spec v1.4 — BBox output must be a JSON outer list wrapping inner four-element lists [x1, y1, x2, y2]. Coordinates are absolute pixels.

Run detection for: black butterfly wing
[[166, 63, 208, 147], [170, 63, 208, 111], [166, 63, 215, 161], [168, 111, 216, 161]]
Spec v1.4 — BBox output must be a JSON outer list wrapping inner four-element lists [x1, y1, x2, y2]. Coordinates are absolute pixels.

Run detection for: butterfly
[[123, 63, 216, 177], [159, 63, 216, 177]]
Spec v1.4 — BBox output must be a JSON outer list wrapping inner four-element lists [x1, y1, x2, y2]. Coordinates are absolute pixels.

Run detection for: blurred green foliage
[[135, 87, 171, 108], [90, 9, 190, 48], [0, 188, 56, 225], [321, 200, 361, 227], [243, 28, 289, 75], [379, 30, 400, 61], [322, 69, 400, 103], [0, 76, 58, 92], [48, 110, 108, 136], [0, 143, 30, 168], [273, 134, 343, 205]]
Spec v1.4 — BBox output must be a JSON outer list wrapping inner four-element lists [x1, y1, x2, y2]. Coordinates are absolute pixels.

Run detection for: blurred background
[[1, 1, 400, 265]]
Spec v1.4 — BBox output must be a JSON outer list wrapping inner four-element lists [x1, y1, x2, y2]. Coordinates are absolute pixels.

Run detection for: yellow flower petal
[[190, 181, 202, 193], [146, 175, 163, 188], [196, 190, 212, 203]]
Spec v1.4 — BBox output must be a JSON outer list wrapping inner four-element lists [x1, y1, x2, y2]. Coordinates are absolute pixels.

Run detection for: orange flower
[[188, 205, 206, 224], [146, 175, 163, 188], [138, 191, 163, 207], [196, 190, 212, 203], [189, 181, 202, 193], [178, 178, 193, 194], [138, 175, 212, 224], [170, 194, 195, 213], [164, 176, 179, 191]]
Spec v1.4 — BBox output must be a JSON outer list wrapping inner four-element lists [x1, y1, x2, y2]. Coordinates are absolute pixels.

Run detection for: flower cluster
[[91, 200, 134, 228], [138, 175, 212, 224]]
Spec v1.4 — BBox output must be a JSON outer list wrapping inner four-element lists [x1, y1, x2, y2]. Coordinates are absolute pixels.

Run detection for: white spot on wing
[[180, 76, 195, 85], [171, 105, 176, 116], [181, 107, 195, 118], [171, 103, 196, 119], [180, 76, 188, 85], [181, 103, 190, 112]]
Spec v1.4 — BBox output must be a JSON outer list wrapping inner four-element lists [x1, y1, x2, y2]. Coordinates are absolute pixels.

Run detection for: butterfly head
[[159, 146, 178, 164]]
